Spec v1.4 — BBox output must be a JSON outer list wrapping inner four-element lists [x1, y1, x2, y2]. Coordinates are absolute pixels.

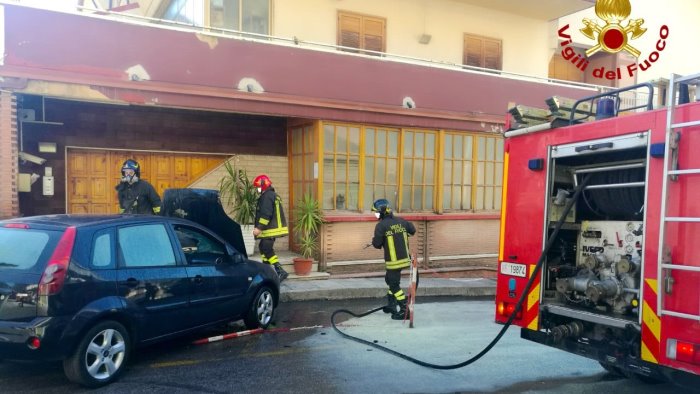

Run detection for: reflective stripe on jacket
[[255, 188, 288, 238], [372, 214, 416, 270]]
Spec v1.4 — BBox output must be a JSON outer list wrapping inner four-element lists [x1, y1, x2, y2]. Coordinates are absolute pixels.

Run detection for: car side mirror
[[231, 253, 245, 264]]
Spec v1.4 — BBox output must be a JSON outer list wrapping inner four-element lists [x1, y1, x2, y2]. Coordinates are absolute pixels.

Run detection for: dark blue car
[[0, 214, 279, 387]]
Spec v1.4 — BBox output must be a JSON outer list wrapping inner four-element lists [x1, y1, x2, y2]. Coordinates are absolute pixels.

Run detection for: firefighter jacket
[[372, 214, 416, 270], [254, 187, 289, 238], [115, 180, 162, 215]]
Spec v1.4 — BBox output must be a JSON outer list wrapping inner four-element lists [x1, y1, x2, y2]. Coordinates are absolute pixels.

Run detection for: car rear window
[[0, 227, 61, 272]]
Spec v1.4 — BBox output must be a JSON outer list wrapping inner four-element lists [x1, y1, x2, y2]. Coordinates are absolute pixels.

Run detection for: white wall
[[557, 0, 700, 83], [273, 0, 552, 77]]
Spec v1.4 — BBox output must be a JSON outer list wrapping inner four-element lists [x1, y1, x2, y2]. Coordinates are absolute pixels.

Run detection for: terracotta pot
[[293, 257, 313, 276]]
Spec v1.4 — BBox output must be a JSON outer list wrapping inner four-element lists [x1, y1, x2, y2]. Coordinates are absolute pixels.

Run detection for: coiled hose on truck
[[330, 174, 592, 369]]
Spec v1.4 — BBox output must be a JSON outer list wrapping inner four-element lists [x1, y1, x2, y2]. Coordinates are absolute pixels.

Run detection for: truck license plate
[[501, 262, 527, 278]]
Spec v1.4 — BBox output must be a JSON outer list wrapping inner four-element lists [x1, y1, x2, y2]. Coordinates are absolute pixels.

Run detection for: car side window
[[118, 224, 176, 267], [174, 225, 226, 265], [91, 229, 114, 269]]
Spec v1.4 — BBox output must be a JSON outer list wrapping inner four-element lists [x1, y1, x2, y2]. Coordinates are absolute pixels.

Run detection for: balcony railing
[[74, 5, 612, 94]]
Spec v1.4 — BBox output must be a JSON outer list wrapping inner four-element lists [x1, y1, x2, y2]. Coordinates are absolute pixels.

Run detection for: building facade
[[1, 0, 605, 274]]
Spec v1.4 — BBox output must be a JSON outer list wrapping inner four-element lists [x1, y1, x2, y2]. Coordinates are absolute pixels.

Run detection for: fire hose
[[330, 174, 592, 369]]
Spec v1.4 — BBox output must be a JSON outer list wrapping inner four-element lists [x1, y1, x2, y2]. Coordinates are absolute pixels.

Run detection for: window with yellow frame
[[364, 127, 400, 211], [290, 124, 316, 205], [304, 122, 503, 213], [322, 123, 360, 210], [442, 133, 503, 211], [401, 129, 437, 211]]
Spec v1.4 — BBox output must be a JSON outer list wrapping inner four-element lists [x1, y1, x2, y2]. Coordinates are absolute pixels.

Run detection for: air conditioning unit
[[19, 109, 36, 122]]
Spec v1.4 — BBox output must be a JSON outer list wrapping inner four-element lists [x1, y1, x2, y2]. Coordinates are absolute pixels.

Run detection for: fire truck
[[495, 73, 700, 384]]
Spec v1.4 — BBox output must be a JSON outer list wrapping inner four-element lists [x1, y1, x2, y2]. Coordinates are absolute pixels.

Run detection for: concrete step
[[278, 262, 330, 280]]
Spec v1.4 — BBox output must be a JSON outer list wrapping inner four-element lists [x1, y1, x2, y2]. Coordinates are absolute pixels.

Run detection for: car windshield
[[0, 227, 58, 271]]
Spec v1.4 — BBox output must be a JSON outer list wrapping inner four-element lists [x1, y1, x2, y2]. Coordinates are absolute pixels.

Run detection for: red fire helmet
[[253, 174, 272, 192]]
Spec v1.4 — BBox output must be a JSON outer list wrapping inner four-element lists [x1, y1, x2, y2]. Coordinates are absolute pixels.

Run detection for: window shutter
[[363, 17, 385, 54], [483, 39, 502, 70], [338, 11, 386, 53], [463, 34, 502, 70], [464, 36, 483, 67], [339, 13, 362, 49]]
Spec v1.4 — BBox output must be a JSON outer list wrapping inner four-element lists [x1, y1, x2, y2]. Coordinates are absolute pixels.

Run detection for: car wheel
[[63, 320, 130, 388], [243, 286, 275, 329]]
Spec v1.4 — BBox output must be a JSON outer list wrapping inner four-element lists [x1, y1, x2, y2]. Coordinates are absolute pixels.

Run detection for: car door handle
[[193, 275, 203, 284], [125, 278, 139, 288]]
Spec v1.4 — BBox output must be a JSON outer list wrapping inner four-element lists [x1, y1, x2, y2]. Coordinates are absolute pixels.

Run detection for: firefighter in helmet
[[115, 159, 162, 215], [371, 198, 416, 320], [253, 174, 289, 281]]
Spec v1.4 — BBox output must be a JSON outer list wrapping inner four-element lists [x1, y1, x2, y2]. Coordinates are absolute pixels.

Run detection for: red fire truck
[[495, 73, 700, 384]]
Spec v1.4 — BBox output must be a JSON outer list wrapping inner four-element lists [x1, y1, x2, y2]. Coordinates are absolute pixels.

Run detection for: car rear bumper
[[0, 316, 72, 361]]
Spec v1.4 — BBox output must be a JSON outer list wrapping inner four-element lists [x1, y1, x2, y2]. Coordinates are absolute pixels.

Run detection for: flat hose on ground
[[330, 174, 592, 369]]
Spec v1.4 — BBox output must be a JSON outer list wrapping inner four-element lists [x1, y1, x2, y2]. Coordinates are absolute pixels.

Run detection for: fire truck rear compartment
[[540, 137, 648, 349]]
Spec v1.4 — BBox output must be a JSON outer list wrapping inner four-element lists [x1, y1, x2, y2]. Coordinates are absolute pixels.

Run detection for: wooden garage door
[[67, 149, 227, 214]]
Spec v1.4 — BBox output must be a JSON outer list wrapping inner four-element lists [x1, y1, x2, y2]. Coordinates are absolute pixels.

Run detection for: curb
[[279, 278, 496, 302]]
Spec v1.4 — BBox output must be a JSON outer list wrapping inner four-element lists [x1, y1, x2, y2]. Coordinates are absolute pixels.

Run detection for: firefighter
[[253, 174, 289, 281], [371, 198, 416, 320], [115, 159, 161, 215]]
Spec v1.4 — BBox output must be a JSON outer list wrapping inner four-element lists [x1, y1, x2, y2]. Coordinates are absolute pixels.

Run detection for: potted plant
[[292, 193, 324, 276], [219, 160, 258, 255]]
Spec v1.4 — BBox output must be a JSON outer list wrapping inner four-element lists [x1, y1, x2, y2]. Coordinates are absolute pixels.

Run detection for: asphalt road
[[0, 297, 693, 393]]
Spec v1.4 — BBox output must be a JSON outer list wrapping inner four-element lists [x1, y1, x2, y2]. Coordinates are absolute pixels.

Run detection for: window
[[290, 124, 316, 206], [443, 134, 474, 210], [463, 33, 502, 70], [337, 11, 386, 54], [364, 127, 399, 210], [91, 229, 114, 269], [162, 0, 270, 34], [210, 0, 270, 34], [475, 136, 504, 210], [290, 122, 503, 213], [163, 0, 204, 25], [118, 224, 176, 267], [442, 134, 503, 211], [323, 123, 360, 210], [0, 228, 51, 271], [174, 225, 226, 265], [401, 130, 436, 211]]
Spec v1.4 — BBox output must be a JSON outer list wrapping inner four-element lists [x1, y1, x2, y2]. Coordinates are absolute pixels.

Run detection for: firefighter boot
[[273, 263, 289, 282], [382, 294, 396, 314], [392, 299, 409, 320]]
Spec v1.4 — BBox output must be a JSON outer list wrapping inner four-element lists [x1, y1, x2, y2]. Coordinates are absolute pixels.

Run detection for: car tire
[[63, 320, 130, 388], [243, 286, 275, 329]]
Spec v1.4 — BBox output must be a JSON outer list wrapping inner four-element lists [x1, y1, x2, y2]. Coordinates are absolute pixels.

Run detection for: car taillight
[[497, 301, 522, 319], [668, 339, 700, 365], [27, 337, 41, 350], [38, 226, 76, 297]]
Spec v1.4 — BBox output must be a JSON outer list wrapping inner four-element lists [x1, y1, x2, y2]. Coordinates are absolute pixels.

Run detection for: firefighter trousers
[[259, 238, 279, 265]]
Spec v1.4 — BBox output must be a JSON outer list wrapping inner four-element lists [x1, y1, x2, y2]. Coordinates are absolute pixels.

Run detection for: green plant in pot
[[219, 161, 258, 255], [292, 193, 324, 275]]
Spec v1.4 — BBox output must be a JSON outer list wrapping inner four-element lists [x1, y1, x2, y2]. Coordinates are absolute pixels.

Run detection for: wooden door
[[67, 149, 227, 214]]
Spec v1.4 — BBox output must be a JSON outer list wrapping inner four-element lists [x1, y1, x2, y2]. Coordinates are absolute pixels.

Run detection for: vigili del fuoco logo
[[557, 0, 669, 81]]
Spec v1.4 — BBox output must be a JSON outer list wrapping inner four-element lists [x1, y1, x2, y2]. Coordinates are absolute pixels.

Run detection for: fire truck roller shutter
[[583, 167, 645, 219]]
